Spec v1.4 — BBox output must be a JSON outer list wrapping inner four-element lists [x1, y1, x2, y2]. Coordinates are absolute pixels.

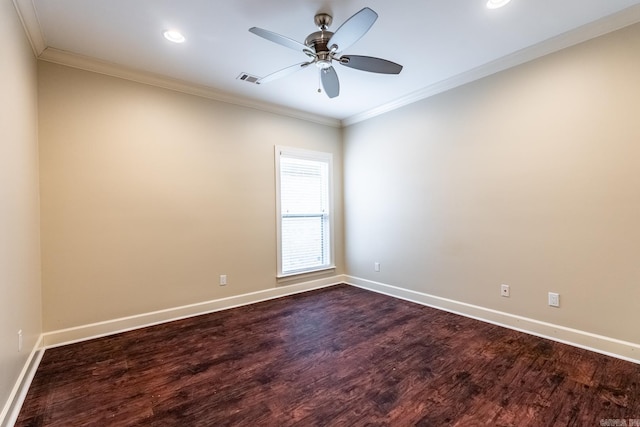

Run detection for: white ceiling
[[15, 0, 640, 125]]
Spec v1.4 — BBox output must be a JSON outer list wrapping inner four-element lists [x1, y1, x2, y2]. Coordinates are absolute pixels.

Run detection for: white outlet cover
[[548, 292, 560, 307], [500, 284, 510, 297]]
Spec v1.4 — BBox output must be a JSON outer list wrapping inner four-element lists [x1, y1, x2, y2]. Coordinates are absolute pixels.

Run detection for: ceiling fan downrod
[[305, 13, 336, 69]]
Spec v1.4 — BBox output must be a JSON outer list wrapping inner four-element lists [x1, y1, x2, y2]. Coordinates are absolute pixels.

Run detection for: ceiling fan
[[249, 7, 403, 98]]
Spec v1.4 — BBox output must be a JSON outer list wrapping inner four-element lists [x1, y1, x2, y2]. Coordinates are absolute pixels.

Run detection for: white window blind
[[276, 147, 333, 277]]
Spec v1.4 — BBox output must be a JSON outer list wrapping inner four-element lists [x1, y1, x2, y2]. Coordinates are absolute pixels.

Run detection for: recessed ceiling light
[[163, 30, 185, 43], [486, 0, 512, 9]]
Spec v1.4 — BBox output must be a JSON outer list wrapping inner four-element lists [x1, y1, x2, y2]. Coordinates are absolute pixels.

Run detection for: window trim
[[275, 146, 335, 278]]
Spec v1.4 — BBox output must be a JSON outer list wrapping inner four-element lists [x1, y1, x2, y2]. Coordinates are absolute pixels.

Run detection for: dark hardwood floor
[[16, 284, 640, 426]]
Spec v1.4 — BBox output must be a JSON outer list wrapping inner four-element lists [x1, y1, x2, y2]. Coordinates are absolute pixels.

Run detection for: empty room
[[2, 0, 640, 425]]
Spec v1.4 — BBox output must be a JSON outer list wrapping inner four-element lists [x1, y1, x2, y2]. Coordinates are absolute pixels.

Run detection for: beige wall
[[0, 0, 41, 417], [38, 62, 344, 331], [7, 5, 640, 410], [344, 23, 640, 344]]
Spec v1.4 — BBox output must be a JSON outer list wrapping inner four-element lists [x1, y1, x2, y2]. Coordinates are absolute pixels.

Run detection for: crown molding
[[38, 48, 341, 128], [14, 0, 340, 128], [342, 4, 640, 127], [15, 0, 640, 129], [12, 0, 46, 56]]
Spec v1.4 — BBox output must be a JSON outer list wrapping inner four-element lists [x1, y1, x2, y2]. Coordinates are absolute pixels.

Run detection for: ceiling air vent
[[237, 72, 260, 84]]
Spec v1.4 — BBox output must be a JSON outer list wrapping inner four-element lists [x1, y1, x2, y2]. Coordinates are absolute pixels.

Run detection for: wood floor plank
[[15, 284, 640, 426]]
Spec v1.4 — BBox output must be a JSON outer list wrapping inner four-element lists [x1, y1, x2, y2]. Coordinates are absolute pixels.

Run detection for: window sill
[[276, 266, 337, 282]]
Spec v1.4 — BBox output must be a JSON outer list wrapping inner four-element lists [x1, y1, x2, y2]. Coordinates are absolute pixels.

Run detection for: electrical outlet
[[374, 262, 380, 272], [548, 292, 560, 307], [219, 275, 227, 286], [501, 284, 510, 297], [18, 330, 23, 352]]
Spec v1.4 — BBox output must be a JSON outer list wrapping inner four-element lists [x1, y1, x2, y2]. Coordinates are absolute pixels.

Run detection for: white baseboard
[[42, 275, 344, 349], [9, 274, 637, 427], [0, 335, 44, 427], [2, 276, 342, 425], [344, 275, 640, 365]]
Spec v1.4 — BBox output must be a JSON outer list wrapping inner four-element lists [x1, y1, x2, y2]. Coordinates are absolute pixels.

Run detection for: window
[[276, 146, 334, 277]]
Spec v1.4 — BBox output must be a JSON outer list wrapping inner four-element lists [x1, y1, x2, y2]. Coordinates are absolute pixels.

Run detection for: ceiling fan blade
[[339, 55, 403, 74], [320, 66, 340, 98], [249, 27, 310, 54], [327, 7, 378, 53], [259, 62, 311, 84]]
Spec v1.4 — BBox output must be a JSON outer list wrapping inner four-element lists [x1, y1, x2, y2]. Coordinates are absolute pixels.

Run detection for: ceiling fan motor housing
[[305, 30, 335, 68]]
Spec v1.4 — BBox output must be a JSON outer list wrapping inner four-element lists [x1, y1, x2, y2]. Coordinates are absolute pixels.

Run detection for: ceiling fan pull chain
[[317, 70, 322, 93]]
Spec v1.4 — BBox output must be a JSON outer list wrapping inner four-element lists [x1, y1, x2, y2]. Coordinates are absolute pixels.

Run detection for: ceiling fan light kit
[[248, 7, 403, 98]]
